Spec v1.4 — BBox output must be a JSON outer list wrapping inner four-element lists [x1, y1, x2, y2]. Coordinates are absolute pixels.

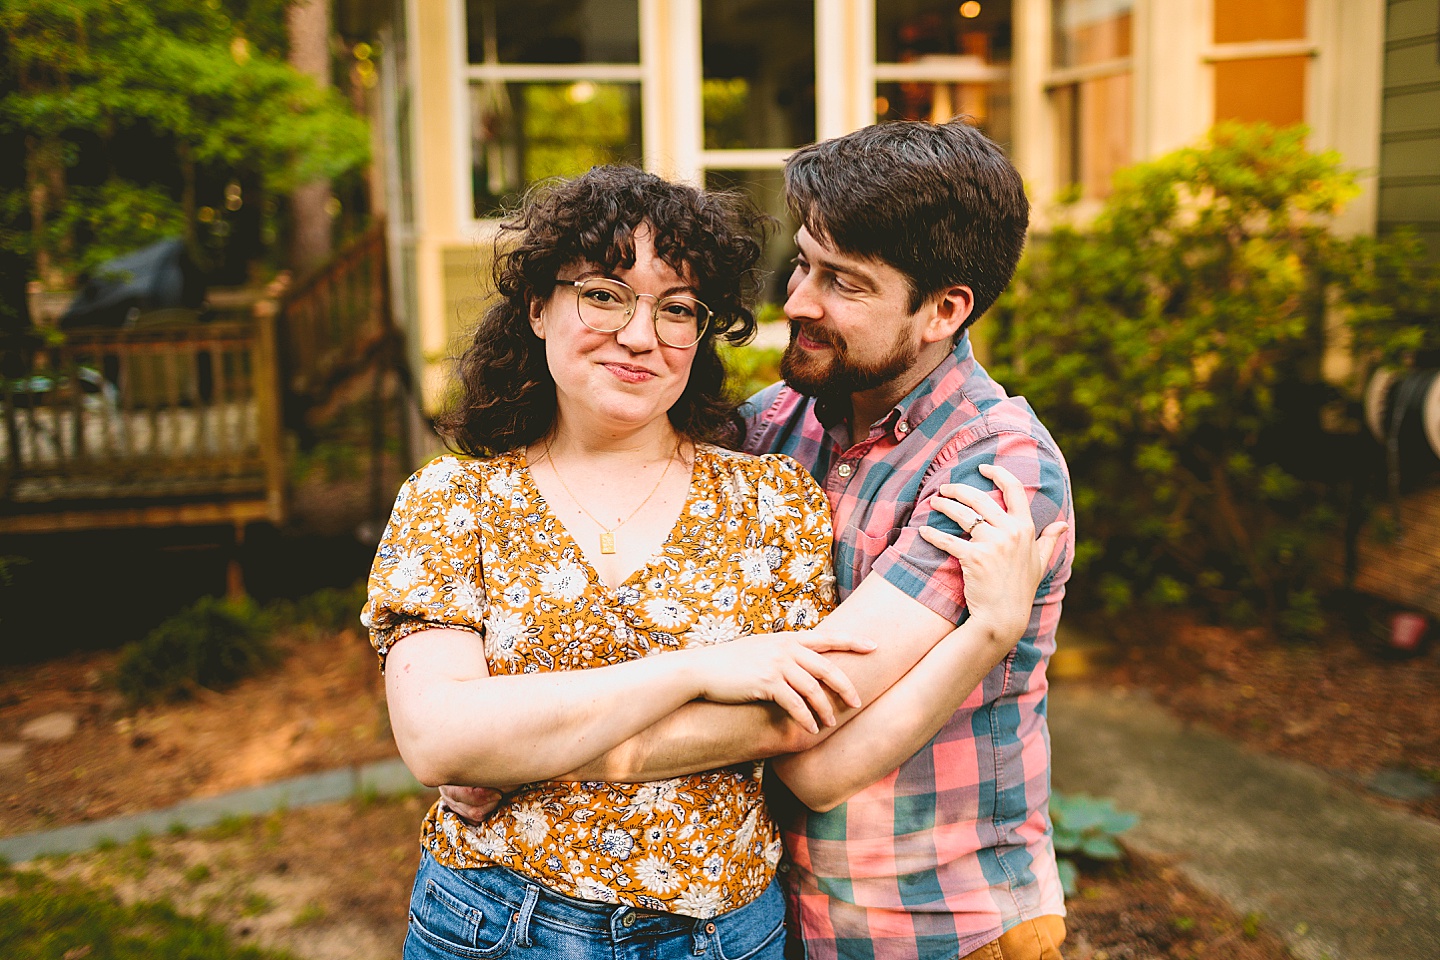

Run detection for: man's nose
[[784, 272, 821, 322]]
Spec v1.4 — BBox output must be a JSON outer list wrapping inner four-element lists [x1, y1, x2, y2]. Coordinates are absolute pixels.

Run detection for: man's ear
[[528, 295, 546, 339], [921, 285, 974, 344]]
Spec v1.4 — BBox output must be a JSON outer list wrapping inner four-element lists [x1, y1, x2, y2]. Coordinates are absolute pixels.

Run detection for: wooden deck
[[2, 221, 401, 538], [1, 318, 286, 534]]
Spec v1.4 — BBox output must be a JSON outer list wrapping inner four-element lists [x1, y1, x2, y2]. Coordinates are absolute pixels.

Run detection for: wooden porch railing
[[0, 313, 285, 533], [281, 219, 395, 413]]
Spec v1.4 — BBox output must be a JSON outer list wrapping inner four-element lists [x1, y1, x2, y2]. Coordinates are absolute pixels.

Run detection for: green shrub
[[721, 342, 784, 403], [112, 597, 277, 705], [989, 122, 1438, 634], [1050, 792, 1138, 896], [265, 581, 367, 638]]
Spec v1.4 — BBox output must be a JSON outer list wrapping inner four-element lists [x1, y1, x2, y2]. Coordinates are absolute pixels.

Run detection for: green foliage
[[721, 342, 784, 403], [989, 123, 1438, 634], [0, 0, 370, 282], [1339, 228, 1440, 369], [0, 864, 297, 959], [112, 596, 277, 705], [111, 581, 367, 704], [1050, 791, 1138, 896], [264, 580, 367, 637]]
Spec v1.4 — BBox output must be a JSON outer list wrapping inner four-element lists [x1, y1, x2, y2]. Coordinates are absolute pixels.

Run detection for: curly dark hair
[[437, 166, 771, 456]]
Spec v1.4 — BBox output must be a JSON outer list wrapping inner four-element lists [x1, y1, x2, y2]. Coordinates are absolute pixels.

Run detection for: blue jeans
[[405, 850, 789, 960]]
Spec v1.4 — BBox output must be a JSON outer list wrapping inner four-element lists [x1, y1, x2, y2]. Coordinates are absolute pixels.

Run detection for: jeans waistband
[[422, 851, 781, 946]]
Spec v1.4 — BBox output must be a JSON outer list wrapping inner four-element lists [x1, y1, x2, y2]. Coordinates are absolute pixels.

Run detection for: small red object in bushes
[[1390, 611, 1430, 652]]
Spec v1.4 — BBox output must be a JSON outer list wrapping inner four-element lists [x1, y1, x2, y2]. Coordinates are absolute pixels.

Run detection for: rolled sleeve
[[872, 430, 1070, 625]]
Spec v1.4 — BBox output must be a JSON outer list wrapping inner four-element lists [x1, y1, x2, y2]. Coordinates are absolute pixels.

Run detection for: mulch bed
[[0, 629, 395, 837], [1091, 611, 1440, 821]]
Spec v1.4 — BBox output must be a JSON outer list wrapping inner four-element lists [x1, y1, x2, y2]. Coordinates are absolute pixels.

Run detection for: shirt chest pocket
[[849, 528, 899, 586]]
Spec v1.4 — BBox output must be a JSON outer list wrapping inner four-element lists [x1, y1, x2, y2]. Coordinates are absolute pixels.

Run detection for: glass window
[[471, 82, 642, 216], [874, 1, 1013, 145], [877, 0, 1013, 63], [1050, 0, 1133, 198], [465, 0, 642, 218], [466, 0, 639, 65], [702, 0, 816, 150]]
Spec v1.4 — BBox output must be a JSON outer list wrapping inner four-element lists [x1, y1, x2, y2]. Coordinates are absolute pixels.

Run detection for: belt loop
[[515, 883, 541, 947], [691, 916, 709, 955]]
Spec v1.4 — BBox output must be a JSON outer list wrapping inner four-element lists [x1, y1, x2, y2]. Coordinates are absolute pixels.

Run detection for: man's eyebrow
[[795, 236, 879, 289]]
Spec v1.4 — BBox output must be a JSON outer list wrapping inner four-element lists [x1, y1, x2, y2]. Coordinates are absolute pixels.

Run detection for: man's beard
[[780, 321, 919, 399]]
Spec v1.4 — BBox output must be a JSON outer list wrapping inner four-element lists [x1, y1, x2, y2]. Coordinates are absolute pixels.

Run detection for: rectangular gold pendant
[[599, 532, 616, 554]]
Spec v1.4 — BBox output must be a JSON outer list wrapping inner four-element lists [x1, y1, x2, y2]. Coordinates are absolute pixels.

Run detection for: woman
[[364, 166, 1055, 960]]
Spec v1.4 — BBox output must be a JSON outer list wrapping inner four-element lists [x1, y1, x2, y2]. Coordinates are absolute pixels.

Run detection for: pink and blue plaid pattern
[[743, 336, 1073, 960]]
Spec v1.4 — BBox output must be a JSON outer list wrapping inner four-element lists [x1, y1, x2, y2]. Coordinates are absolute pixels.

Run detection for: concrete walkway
[[0, 758, 424, 864], [1050, 684, 1440, 960]]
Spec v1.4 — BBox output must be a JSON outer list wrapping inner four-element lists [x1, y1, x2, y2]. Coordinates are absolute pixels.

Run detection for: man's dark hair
[[784, 119, 1029, 326], [437, 165, 769, 456]]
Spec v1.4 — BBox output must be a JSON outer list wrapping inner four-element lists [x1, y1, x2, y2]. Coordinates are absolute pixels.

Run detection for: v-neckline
[[518, 444, 704, 594]]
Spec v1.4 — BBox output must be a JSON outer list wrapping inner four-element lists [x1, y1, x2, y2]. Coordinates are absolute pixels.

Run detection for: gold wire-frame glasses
[[566, 278, 710, 348]]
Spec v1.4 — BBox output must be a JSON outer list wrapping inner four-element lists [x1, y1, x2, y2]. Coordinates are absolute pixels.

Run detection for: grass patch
[[0, 865, 296, 959]]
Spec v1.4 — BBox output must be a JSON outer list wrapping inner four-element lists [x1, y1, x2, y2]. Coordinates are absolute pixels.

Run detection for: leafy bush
[[113, 597, 277, 705], [267, 581, 368, 637], [1050, 792, 1139, 896], [721, 342, 784, 403], [989, 123, 1438, 634]]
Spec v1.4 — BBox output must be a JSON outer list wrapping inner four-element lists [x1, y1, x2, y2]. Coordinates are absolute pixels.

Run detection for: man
[[445, 119, 1072, 960]]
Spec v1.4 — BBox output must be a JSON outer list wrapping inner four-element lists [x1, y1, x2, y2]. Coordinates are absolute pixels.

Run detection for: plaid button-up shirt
[[742, 335, 1072, 960]]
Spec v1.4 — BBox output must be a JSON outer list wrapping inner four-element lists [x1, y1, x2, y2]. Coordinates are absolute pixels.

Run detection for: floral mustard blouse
[[363, 444, 836, 918]]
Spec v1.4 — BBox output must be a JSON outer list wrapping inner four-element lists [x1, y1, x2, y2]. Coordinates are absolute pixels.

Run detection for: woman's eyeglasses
[[566, 278, 710, 349]]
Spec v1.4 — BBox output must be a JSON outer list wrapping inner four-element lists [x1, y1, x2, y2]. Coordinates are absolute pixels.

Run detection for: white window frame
[[454, 0, 649, 231]]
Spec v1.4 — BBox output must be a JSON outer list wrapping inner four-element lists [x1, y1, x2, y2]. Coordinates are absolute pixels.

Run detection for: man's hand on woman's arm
[[770, 463, 1067, 810]]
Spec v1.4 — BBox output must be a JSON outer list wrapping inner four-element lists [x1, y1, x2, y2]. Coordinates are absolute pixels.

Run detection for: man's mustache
[[788, 321, 846, 351]]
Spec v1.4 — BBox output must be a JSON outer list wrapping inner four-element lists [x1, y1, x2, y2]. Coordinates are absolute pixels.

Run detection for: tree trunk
[[287, 0, 334, 276]]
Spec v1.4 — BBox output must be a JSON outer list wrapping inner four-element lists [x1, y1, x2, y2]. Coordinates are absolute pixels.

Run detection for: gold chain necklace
[[539, 440, 679, 555]]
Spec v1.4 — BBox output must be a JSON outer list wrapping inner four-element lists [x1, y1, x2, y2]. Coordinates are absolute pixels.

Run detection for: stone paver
[[1050, 684, 1440, 960], [19, 711, 78, 742]]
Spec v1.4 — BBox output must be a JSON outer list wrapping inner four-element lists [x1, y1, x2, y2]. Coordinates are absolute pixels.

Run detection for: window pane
[[876, 83, 1011, 145], [471, 81, 642, 217], [1053, 72, 1132, 198], [874, 2, 1013, 144], [1214, 56, 1307, 128], [702, 0, 815, 150], [876, 0, 1013, 64], [1214, 0, 1306, 45], [703, 169, 797, 309], [1052, 0, 1132, 69], [466, 0, 639, 65]]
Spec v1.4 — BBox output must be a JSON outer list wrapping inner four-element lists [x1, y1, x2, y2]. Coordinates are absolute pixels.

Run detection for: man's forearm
[[560, 699, 811, 781]]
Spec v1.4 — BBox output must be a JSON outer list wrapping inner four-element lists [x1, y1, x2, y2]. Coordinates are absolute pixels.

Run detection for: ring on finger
[[965, 515, 990, 534]]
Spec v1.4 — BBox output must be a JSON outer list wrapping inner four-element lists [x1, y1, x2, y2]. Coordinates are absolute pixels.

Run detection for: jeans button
[[622, 912, 636, 927]]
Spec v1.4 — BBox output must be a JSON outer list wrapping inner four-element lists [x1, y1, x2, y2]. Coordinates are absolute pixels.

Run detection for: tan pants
[[958, 916, 1066, 960]]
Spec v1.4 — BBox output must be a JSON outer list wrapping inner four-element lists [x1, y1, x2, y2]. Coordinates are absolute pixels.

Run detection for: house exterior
[[339, 0, 1437, 413]]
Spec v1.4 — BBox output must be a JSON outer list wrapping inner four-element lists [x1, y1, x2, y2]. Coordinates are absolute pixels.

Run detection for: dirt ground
[[0, 629, 395, 836], [12, 612, 1423, 958], [19, 791, 1294, 960], [1089, 612, 1440, 821]]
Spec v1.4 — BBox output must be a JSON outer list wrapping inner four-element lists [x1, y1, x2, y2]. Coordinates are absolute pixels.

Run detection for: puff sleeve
[[362, 456, 487, 669]]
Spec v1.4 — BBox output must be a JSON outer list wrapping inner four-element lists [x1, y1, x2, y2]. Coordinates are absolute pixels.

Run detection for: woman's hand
[[685, 631, 876, 734], [919, 463, 1068, 648]]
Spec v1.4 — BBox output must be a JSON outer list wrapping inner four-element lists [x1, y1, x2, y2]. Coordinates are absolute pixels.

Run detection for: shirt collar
[[811, 334, 977, 441]]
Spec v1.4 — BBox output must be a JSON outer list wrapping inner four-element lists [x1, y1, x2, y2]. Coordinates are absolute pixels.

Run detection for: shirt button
[[896, 419, 910, 435], [836, 463, 853, 478]]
